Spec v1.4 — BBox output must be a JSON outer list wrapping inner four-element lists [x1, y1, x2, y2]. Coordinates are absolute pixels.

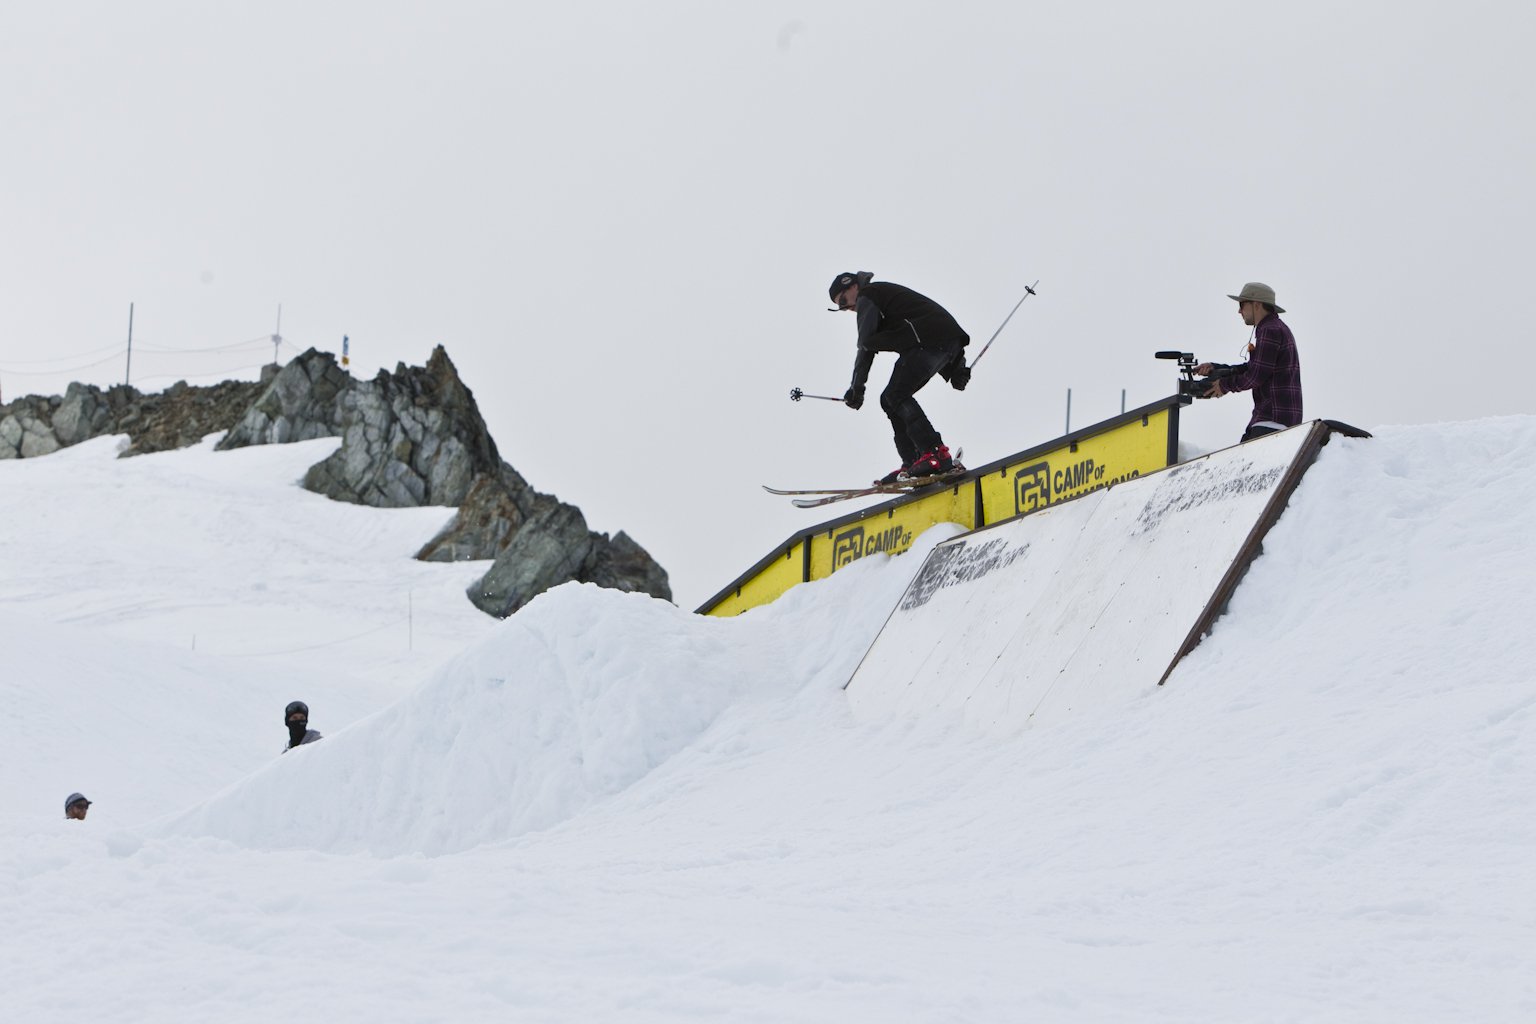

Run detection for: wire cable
[[0, 340, 129, 364], [0, 352, 128, 377], [134, 335, 273, 355]]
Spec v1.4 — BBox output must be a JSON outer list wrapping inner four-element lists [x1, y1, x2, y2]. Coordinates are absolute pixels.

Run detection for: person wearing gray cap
[[64, 793, 91, 820], [1196, 282, 1303, 442]]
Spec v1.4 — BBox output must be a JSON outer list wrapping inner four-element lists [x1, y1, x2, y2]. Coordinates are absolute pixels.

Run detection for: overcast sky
[[3, 1, 1532, 607]]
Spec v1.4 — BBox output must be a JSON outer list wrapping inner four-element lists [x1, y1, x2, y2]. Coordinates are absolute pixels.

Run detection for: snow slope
[[0, 436, 493, 829], [849, 424, 1321, 731], [158, 569, 927, 857], [1, 418, 1534, 1022]]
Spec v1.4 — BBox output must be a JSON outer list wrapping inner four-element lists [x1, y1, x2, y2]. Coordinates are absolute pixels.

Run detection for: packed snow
[[2, 419, 1534, 1022]]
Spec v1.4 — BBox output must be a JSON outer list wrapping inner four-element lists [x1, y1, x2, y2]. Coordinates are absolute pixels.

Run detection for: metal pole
[[789, 388, 843, 403], [1121, 388, 1126, 414], [1065, 388, 1072, 433], [125, 302, 134, 387], [968, 280, 1038, 370], [271, 304, 283, 366]]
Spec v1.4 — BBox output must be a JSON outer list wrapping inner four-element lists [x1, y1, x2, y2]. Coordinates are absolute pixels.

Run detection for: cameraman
[[1197, 282, 1302, 442]]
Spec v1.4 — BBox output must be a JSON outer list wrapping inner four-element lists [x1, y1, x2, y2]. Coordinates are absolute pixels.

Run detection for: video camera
[[1155, 350, 1234, 399]]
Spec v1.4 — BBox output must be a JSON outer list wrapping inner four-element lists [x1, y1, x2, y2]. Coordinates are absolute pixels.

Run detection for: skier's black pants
[[881, 340, 961, 466]]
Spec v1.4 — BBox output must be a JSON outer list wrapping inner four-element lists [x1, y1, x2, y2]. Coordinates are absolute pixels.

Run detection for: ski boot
[[902, 444, 956, 480]]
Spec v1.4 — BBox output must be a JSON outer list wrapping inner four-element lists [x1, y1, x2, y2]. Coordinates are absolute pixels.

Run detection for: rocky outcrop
[[0, 377, 267, 459], [470, 502, 596, 616], [219, 346, 503, 509], [0, 395, 64, 458], [300, 347, 502, 508], [119, 378, 271, 455], [416, 462, 673, 617], [53, 383, 135, 447], [416, 469, 544, 563], [462, 503, 669, 618], [583, 531, 672, 600], [1, 345, 672, 617], [218, 351, 349, 448]]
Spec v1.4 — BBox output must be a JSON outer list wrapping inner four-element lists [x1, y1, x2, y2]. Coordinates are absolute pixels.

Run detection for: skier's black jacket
[[849, 281, 969, 391]]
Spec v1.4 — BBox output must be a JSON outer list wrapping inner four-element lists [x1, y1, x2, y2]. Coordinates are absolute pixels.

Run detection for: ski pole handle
[[790, 387, 843, 403]]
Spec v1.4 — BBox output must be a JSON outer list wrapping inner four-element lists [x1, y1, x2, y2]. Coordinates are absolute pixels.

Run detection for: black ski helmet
[[284, 700, 309, 722], [828, 270, 873, 303]]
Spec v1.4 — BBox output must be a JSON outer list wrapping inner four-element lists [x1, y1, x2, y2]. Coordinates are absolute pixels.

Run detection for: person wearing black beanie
[[283, 700, 324, 753]]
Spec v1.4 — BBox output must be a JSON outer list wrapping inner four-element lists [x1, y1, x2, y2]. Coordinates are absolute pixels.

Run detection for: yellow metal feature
[[698, 397, 1185, 617], [704, 539, 806, 618], [807, 483, 972, 580], [977, 408, 1172, 522]]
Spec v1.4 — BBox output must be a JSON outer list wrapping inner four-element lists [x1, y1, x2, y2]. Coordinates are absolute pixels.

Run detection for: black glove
[[949, 364, 971, 391], [843, 385, 864, 410]]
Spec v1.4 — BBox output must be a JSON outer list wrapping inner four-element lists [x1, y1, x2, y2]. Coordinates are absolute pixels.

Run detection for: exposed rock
[[468, 503, 596, 617], [1, 345, 674, 617], [0, 396, 63, 459], [0, 378, 264, 459], [219, 351, 348, 448], [53, 383, 123, 447], [415, 468, 543, 563], [299, 346, 501, 508], [583, 531, 673, 600], [121, 378, 268, 456], [467, 512, 672, 617]]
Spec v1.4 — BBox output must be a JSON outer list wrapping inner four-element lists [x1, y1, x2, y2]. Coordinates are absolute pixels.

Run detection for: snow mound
[[158, 526, 963, 856]]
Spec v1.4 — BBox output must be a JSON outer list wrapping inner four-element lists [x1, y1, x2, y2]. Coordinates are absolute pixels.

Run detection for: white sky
[[3, 1, 1532, 607]]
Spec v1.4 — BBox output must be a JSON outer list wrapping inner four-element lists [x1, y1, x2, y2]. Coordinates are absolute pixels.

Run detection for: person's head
[[64, 793, 91, 820], [284, 701, 309, 728], [1227, 282, 1284, 326], [829, 271, 871, 312]]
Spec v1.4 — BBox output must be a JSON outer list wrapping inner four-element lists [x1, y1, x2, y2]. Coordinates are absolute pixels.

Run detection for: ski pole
[[789, 387, 844, 403], [967, 280, 1038, 370]]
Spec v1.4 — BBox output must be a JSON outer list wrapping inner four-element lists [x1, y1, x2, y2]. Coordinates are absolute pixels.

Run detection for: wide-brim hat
[[1227, 281, 1285, 314]]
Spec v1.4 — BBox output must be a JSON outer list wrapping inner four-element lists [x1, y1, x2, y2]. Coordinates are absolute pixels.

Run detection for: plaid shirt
[[1224, 313, 1302, 428]]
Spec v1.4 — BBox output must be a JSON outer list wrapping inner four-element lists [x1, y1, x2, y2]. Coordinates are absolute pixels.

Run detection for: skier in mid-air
[[829, 271, 971, 484]]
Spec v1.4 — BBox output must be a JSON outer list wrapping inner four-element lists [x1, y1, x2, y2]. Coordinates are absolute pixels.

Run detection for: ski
[[766, 450, 967, 507], [785, 467, 968, 509], [762, 484, 862, 496], [764, 451, 964, 509], [790, 485, 909, 508]]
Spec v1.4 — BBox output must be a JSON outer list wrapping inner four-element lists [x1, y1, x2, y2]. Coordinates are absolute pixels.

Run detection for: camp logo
[[831, 527, 865, 569], [1014, 461, 1051, 513], [830, 523, 915, 572], [1016, 456, 1122, 514]]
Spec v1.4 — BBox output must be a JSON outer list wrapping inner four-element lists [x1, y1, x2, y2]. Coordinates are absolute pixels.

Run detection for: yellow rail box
[[700, 395, 1187, 616]]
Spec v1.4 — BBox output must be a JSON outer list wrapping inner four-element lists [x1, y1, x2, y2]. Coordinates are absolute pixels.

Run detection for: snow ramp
[[846, 421, 1337, 734]]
